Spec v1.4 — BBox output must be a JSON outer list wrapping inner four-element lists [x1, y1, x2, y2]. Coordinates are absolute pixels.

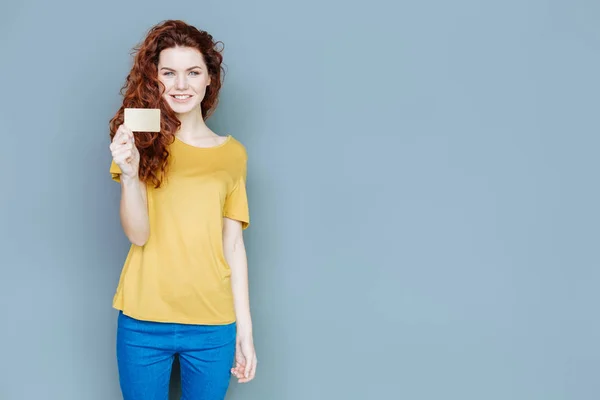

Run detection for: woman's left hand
[[231, 333, 257, 383]]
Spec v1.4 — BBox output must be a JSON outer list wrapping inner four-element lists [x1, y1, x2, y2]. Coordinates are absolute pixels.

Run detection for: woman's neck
[[175, 108, 215, 139]]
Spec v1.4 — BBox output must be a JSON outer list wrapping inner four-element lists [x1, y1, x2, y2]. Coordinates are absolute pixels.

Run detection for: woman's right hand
[[110, 124, 140, 179]]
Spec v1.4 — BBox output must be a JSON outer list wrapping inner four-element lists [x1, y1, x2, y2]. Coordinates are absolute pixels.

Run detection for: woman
[[107, 19, 257, 399]]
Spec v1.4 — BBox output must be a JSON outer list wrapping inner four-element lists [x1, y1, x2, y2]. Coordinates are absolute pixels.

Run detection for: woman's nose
[[176, 75, 188, 90]]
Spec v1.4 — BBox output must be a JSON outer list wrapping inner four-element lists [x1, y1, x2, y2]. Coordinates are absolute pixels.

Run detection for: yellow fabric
[[109, 135, 249, 325]]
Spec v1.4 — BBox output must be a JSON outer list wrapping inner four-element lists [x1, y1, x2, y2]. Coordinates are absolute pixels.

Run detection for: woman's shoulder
[[226, 135, 248, 159]]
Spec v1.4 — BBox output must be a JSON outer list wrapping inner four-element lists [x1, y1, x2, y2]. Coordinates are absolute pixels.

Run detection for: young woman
[[107, 19, 257, 399]]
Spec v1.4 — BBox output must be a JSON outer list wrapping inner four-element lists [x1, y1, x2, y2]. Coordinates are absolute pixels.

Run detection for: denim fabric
[[116, 311, 236, 400]]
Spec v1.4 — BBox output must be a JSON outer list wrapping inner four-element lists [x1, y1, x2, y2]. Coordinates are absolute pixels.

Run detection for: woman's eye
[[162, 71, 200, 76]]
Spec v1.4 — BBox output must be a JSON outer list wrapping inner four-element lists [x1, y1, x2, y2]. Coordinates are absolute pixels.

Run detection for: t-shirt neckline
[[174, 134, 232, 149]]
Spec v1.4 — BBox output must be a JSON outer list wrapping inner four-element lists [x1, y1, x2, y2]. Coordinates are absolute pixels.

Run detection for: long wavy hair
[[109, 20, 226, 188]]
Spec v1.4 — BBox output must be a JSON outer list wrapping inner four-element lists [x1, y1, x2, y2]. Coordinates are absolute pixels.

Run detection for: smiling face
[[157, 46, 211, 115]]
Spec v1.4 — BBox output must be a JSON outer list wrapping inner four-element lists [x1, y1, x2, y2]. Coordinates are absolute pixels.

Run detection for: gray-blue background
[[1, 0, 598, 399]]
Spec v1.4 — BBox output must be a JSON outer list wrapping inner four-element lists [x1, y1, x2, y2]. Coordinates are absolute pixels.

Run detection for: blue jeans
[[116, 311, 236, 400]]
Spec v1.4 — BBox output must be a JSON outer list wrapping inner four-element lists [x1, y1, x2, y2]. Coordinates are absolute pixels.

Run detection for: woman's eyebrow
[[160, 66, 203, 71]]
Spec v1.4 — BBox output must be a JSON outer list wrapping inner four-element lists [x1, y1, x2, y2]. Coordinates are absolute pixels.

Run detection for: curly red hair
[[109, 20, 226, 188]]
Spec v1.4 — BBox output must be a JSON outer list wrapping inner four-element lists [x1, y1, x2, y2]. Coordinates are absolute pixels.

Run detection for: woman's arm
[[223, 217, 253, 334], [119, 175, 150, 246], [223, 217, 256, 382], [110, 125, 150, 247]]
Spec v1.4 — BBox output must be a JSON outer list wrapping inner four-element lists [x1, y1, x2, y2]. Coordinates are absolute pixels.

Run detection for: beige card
[[124, 108, 161, 132]]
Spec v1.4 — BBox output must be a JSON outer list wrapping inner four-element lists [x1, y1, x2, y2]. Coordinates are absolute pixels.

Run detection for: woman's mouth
[[171, 95, 193, 103]]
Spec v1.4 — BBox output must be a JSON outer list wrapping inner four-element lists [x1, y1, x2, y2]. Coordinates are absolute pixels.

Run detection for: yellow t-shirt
[[109, 135, 249, 325]]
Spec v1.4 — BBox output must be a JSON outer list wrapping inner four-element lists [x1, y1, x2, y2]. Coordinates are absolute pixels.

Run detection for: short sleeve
[[110, 160, 122, 182], [223, 157, 250, 230]]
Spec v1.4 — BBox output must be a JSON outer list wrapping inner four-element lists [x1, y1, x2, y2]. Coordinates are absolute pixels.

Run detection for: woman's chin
[[169, 102, 198, 115]]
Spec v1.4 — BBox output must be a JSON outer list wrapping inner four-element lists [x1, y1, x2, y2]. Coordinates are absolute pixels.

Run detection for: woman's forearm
[[119, 175, 150, 246], [225, 233, 253, 336]]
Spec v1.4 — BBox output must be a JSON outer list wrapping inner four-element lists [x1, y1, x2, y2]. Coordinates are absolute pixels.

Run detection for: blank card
[[124, 108, 161, 132]]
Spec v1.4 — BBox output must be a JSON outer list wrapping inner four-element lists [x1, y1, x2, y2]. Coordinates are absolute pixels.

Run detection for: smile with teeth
[[171, 95, 192, 101]]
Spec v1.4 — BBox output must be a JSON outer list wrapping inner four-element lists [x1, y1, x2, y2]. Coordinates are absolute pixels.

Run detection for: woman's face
[[157, 46, 211, 115]]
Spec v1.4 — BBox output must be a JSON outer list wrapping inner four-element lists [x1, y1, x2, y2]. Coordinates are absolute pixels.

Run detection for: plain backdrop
[[1, 0, 599, 399]]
